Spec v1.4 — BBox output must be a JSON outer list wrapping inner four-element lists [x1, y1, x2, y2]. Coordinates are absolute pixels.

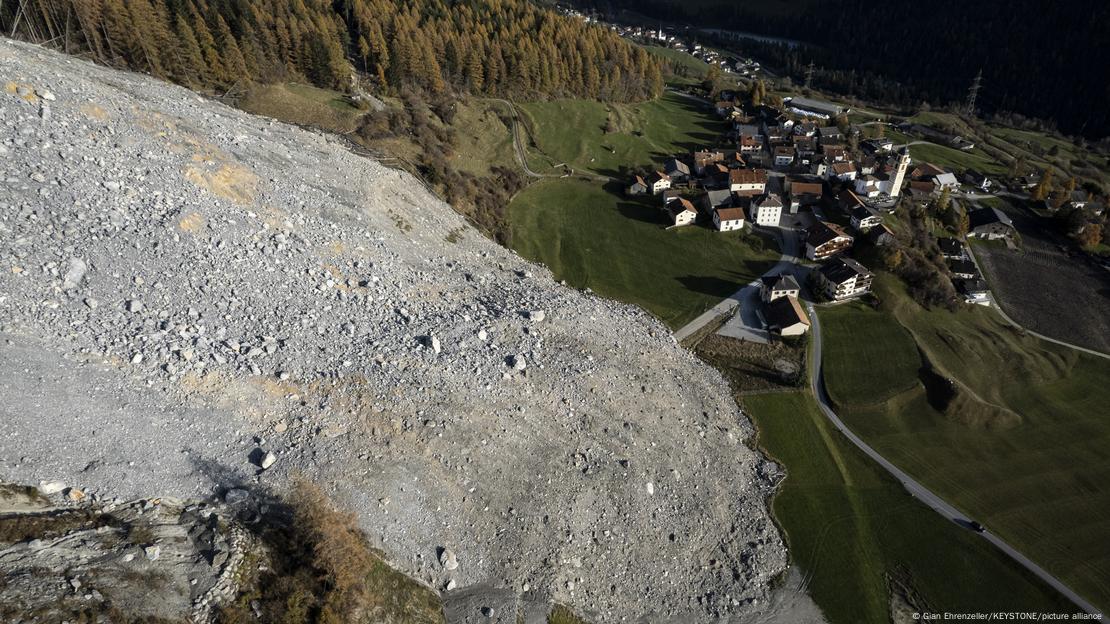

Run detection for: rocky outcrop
[[0, 485, 250, 623], [0, 38, 789, 622]]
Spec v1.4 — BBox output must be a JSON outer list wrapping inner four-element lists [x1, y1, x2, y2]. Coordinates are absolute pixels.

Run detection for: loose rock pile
[[0, 39, 791, 622]]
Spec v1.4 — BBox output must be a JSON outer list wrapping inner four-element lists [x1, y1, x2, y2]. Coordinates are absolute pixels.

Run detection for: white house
[[763, 295, 810, 336], [817, 257, 873, 301], [854, 175, 882, 198], [729, 168, 767, 196], [826, 161, 857, 182], [849, 205, 882, 231], [749, 194, 782, 226], [667, 197, 699, 227], [649, 171, 672, 195], [933, 172, 959, 192], [774, 146, 796, 167], [714, 206, 746, 231], [760, 273, 801, 302]]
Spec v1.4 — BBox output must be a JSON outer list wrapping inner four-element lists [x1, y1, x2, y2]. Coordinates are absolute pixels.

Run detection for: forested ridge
[[572, 0, 1110, 139], [1, 0, 663, 102]]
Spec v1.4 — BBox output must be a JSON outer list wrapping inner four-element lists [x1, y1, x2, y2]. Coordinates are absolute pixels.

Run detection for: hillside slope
[[0, 39, 798, 623]]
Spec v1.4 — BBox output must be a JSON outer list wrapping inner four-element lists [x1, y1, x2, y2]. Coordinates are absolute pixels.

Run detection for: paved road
[[672, 225, 803, 342], [806, 303, 1104, 616], [964, 243, 1110, 361]]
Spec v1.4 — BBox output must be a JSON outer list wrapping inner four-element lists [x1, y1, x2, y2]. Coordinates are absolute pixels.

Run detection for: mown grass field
[[745, 391, 1073, 624], [517, 92, 727, 177], [818, 302, 921, 406], [509, 178, 777, 328], [816, 272, 1110, 611], [907, 141, 1007, 176]]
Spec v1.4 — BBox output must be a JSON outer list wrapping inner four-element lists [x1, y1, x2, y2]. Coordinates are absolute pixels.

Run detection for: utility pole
[[803, 61, 815, 88], [965, 68, 982, 117]]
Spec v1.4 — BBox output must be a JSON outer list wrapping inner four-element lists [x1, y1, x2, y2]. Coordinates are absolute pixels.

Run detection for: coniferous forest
[[0, 0, 663, 103]]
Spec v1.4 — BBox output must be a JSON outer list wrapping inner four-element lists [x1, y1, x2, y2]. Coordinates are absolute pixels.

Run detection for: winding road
[[671, 218, 1104, 614], [805, 304, 1103, 615]]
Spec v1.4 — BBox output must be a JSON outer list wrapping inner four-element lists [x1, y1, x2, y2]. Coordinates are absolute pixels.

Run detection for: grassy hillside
[[644, 44, 709, 85], [517, 92, 727, 177], [746, 391, 1073, 624], [509, 179, 777, 328], [816, 272, 1110, 610], [818, 303, 921, 406]]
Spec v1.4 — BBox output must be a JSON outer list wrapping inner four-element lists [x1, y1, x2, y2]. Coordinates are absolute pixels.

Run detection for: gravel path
[[0, 39, 816, 623]]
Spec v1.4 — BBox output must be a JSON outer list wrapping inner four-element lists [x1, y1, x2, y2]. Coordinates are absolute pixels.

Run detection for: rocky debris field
[[0, 483, 251, 623], [0, 39, 798, 622]]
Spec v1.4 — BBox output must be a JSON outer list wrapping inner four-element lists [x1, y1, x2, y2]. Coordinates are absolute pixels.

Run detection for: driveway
[[674, 222, 811, 342]]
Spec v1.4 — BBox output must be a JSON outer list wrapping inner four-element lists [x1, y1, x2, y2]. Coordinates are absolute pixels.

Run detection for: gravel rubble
[[0, 39, 807, 623]]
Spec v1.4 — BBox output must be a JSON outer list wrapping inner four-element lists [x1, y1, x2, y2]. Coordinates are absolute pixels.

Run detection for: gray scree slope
[[0, 39, 796, 622]]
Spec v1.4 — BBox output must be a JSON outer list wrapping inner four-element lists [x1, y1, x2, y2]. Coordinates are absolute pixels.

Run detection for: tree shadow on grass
[[618, 201, 667, 225], [676, 274, 743, 299]]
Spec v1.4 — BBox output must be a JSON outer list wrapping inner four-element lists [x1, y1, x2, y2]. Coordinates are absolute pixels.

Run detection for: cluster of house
[[626, 152, 787, 232], [937, 237, 989, 304], [557, 7, 761, 76]]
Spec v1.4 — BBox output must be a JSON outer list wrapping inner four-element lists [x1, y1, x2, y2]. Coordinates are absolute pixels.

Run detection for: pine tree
[[172, 14, 208, 87]]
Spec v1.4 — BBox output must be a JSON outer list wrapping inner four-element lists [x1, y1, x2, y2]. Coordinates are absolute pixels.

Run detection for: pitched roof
[[704, 189, 733, 207], [969, 206, 1013, 229], [869, 223, 895, 240], [716, 207, 746, 222], [668, 197, 698, 217], [790, 180, 823, 196], [664, 158, 691, 175], [937, 237, 963, 255], [819, 256, 872, 284], [807, 221, 852, 247], [729, 168, 767, 185], [934, 172, 958, 186], [912, 162, 946, 179], [830, 162, 856, 174], [947, 259, 979, 275], [761, 273, 801, 292], [757, 193, 783, 209], [764, 295, 810, 329]]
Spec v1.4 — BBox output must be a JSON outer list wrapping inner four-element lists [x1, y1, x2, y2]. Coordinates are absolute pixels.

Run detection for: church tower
[[887, 147, 911, 197]]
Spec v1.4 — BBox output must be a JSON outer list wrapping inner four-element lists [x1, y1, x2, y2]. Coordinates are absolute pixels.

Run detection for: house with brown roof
[[627, 175, 648, 196], [713, 206, 746, 231], [763, 295, 810, 336], [666, 197, 699, 227], [827, 161, 858, 182], [787, 177, 823, 212], [693, 150, 725, 175], [738, 133, 762, 153], [806, 221, 854, 260], [774, 146, 796, 167], [649, 171, 672, 195], [823, 146, 848, 163], [729, 168, 767, 196], [868, 223, 896, 246]]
